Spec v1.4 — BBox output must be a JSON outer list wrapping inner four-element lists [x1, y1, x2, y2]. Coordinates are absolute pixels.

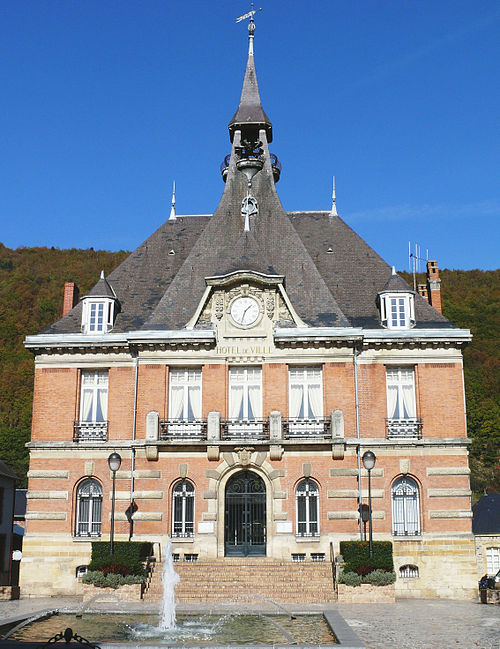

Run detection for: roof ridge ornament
[[331, 176, 338, 216], [169, 181, 176, 221]]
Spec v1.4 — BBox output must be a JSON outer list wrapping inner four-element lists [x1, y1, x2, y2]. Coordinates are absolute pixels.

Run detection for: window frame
[[288, 366, 323, 420], [391, 476, 421, 537], [486, 547, 500, 575], [228, 367, 262, 422], [171, 479, 195, 538], [380, 292, 415, 330], [81, 298, 115, 334], [75, 478, 103, 538], [168, 368, 202, 422], [386, 367, 417, 420], [79, 370, 109, 424], [295, 478, 320, 538]]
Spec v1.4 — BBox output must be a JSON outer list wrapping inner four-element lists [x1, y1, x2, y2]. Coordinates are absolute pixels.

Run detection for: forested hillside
[[0, 243, 498, 494]]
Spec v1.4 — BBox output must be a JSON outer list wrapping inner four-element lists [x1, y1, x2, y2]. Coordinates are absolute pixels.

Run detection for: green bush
[[338, 571, 362, 587], [362, 569, 396, 586], [81, 570, 143, 589], [340, 541, 393, 575], [88, 541, 152, 576]]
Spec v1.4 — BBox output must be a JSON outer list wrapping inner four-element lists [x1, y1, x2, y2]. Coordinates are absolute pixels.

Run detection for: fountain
[[0, 543, 365, 647], [158, 540, 180, 630]]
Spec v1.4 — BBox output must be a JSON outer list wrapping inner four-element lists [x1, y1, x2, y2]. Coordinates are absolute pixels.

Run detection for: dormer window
[[82, 299, 115, 334], [80, 271, 119, 335], [380, 293, 415, 329], [378, 267, 416, 330]]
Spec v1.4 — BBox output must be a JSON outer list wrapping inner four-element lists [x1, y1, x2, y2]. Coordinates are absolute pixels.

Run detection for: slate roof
[[85, 273, 117, 299], [42, 26, 453, 336], [472, 494, 500, 535]]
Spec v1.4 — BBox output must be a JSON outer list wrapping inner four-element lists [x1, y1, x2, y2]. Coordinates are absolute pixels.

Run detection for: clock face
[[230, 296, 260, 327]]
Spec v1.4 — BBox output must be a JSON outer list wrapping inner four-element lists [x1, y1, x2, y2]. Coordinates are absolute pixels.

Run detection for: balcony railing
[[73, 421, 108, 441], [283, 418, 331, 439], [386, 418, 423, 439], [160, 420, 207, 441], [221, 419, 269, 440]]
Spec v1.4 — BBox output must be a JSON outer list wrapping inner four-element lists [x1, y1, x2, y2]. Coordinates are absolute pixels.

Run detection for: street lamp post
[[108, 452, 122, 556], [362, 450, 376, 558]]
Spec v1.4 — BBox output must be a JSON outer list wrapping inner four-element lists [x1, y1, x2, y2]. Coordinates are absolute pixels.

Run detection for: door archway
[[224, 471, 266, 556]]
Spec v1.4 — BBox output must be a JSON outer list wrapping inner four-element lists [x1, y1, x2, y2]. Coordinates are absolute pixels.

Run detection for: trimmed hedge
[[340, 541, 393, 575], [88, 541, 153, 576], [82, 570, 143, 589]]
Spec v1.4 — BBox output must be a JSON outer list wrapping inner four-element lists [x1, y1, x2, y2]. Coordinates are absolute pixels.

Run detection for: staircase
[[143, 558, 336, 603]]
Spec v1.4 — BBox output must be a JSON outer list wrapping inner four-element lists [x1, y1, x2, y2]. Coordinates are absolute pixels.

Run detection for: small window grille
[[291, 553, 306, 562], [311, 553, 325, 562], [76, 565, 88, 578], [172, 554, 180, 563], [184, 553, 198, 562], [399, 564, 419, 578]]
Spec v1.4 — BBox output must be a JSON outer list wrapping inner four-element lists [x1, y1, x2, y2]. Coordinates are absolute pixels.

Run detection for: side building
[[22, 20, 477, 599]]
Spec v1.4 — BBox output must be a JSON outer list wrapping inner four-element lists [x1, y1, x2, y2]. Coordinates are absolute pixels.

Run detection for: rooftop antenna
[[169, 181, 176, 221], [331, 176, 338, 216], [408, 241, 428, 290]]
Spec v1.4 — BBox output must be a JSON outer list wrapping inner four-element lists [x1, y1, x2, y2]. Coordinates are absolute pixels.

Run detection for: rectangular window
[[289, 367, 323, 419], [89, 302, 105, 333], [228, 367, 262, 437], [169, 369, 202, 421], [229, 367, 262, 420], [390, 297, 407, 328], [80, 371, 108, 423], [486, 547, 500, 575], [386, 368, 416, 420]]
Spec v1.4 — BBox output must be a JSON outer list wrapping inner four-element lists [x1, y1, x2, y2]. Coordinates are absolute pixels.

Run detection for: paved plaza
[[0, 597, 498, 649]]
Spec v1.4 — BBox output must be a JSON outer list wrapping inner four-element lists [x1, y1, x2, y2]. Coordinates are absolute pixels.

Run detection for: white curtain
[[308, 384, 322, 418], [81, 389, 94, 421], [188, 385, 201, 420], [402, 383, 416, 418], [248, 384, 262, 420], [96, 387, 108, 421], [386, 385, 398, 419], [230, 385, 244, 419], [169, 385, 184, 419], [290, 384, 303, 418]]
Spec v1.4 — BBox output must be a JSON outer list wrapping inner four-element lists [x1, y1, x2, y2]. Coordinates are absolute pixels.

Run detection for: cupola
[[81, 271, 120, 334]]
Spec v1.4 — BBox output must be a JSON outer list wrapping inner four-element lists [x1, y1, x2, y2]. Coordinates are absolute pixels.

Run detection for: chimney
[[417, 284, 429, 302], [426, 260, 442, 313], [62, 282, 79, 317]]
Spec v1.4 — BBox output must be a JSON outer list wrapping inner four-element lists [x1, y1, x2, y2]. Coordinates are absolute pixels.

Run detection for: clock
[[230, 296, 260, 327]]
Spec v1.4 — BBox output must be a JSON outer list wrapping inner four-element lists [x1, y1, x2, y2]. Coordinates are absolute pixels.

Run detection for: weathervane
[[235, 3, 262, 24]]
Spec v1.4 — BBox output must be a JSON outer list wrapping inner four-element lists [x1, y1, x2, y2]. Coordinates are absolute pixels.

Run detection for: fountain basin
[[0, 609, 365, 649]]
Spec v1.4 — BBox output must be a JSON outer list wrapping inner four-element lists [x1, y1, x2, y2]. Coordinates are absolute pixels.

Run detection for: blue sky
[[1, 0, 499, 271]]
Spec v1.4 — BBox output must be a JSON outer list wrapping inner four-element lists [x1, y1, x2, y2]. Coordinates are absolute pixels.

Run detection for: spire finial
[[100, 270, 105, 279], [331, 176, 338, 216], [392, 265, 397, 275], [169, 180, 176, 221], [236, 3, 261, 56]]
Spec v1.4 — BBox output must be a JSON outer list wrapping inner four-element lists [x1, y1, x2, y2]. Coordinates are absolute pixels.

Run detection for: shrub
[[363, 569, 396, 586], [340, 541, 393, 575], [338, 571, 362, 587], [82, 570, 143, 589], [88, 541, 152, 576]]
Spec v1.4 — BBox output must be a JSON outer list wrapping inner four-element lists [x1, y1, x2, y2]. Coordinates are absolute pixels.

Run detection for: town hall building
[[22, 18, 477, 599]]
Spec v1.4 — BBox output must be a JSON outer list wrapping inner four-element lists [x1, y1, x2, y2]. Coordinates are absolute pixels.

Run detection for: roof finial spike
[[169, 180, 176, 221], [100, 270, 105, 279], [392, 265, 397, 275], [330, 176, 338, 216]]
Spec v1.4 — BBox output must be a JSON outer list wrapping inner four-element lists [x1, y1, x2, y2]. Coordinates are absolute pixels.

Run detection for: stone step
[[143, 559, 336, 604]]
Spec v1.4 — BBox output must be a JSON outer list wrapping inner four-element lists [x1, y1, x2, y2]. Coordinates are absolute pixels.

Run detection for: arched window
[[296, 479, 319, 537], [75, 479, 102, 537], [172, 480, 194, 538], [392, 477, 420, 536]]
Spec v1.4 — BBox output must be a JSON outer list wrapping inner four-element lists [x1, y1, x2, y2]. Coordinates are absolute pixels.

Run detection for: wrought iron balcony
[[221, 419, 269, 440], [386, 418, 423, 439], [73, 421, 107, 441], [283, 418, 332, 439], [159, 420, 207, 441]]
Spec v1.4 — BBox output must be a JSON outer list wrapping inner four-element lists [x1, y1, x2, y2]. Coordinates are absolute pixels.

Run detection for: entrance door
[[225, 471, 266, 556]]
